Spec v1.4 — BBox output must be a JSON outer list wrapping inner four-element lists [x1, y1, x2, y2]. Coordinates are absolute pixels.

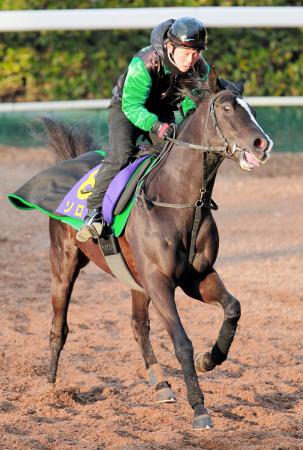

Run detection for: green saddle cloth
[[8, 150, 155, 237]]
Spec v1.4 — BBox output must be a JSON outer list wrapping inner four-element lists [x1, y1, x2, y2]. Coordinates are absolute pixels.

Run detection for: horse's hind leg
[[48, 220, 89, 383], [130, 290, 176, 403], [194, 269, 241, 373]]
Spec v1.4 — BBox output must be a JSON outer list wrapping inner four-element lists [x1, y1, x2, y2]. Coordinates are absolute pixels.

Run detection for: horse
[[44, 67, 272, 430]]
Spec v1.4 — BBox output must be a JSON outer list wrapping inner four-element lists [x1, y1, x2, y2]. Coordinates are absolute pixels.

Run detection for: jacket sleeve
[[121, 56, 158, 131]]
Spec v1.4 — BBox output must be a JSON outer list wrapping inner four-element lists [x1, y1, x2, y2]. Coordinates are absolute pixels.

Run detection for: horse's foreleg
[[146, 276, 212, 430], [131, 290, 176, 403], [195, 269, 241, 373], [48, 221, 89, 383]]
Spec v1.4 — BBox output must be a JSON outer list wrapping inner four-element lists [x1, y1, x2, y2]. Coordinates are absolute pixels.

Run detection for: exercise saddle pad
[[8, 150, 155, 237]]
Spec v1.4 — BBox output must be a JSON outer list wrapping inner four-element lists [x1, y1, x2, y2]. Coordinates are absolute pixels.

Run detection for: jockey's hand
[[152, 121, 174, 140]]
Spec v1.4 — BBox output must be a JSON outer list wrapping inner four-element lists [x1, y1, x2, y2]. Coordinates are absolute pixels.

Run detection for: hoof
[[195, 352, 216, 373], [155, 386, 177, 403], [192, 414, 213, 430]]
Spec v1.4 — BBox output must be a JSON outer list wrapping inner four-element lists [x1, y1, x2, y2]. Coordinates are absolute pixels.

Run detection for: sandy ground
[[0, 146, 303, 450]]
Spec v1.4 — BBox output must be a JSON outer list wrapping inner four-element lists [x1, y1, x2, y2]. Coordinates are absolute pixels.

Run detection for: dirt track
[[0, 147, 303, 450]]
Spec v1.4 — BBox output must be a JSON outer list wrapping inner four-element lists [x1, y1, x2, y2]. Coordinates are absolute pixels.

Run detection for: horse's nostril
[[254, 138, 267, 150]]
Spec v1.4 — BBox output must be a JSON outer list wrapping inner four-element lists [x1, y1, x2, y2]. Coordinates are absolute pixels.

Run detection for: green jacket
[[111, 19, 210, 132]]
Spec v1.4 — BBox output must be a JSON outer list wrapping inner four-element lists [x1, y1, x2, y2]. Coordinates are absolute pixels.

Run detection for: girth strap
[[189, 150, 206, 265], [189, 204, 203, 265]]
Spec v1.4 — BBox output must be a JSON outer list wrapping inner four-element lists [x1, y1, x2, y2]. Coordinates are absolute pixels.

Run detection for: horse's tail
[[38, 116, 98, 162]]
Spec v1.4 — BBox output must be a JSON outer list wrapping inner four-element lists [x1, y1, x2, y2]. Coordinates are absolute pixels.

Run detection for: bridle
[[166, 89, 246, 158]]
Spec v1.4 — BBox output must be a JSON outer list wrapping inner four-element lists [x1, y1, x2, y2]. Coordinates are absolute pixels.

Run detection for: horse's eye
[[224, 106, 231, 112]]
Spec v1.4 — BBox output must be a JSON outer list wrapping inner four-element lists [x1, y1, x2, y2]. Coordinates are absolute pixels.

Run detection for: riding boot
[[76, 207, 105, 242]]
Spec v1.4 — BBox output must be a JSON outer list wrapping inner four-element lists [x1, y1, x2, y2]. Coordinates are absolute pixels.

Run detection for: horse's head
[[206, 67, 273, 171]]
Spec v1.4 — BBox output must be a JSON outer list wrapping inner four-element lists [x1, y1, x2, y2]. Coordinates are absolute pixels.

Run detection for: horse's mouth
[[240, 150, 261, 171], [240, 146, 271, 171]]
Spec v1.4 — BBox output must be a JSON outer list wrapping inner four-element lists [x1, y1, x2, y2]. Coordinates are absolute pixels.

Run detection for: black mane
[[178, 74, 209, 106], [178, 73, 244, 108]]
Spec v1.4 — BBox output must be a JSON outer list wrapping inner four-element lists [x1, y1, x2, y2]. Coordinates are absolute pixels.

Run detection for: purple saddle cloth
[[102, 155, 150, 224]]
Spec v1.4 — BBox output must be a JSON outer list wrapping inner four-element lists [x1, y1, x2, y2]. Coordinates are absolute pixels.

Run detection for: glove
[[152, 121, 174, 140]]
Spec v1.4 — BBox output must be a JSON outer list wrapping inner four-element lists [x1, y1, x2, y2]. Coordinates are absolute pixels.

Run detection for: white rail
[[245, 97, 303, 107], [0, 97, 302, 113], [0, 99, 111, 112], [0, 7, 302, 32]]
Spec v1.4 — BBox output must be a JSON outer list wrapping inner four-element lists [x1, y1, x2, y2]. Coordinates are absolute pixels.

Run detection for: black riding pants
[[87, 100, 142, 210]]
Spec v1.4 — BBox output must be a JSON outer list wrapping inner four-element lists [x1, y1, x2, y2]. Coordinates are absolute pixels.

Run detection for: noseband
[[167, 89, 245, 158]]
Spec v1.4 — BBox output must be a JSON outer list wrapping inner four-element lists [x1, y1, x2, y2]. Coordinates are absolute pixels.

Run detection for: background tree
[[0, 0, 302, 102]]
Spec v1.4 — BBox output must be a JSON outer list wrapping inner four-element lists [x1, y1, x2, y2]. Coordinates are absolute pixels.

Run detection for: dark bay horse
[[45, 68, 272, 429]]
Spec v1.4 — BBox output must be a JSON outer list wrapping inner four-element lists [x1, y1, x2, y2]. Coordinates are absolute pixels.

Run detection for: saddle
[[100, 142, 162, 225], [102, 154, 153, 225], [115, 146, 161, 213]]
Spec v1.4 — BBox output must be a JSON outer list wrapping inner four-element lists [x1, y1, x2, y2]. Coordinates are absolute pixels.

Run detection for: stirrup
[[85, 208, 102, 226], [76, 221, 104, 243], [86, 221, 104, 239], [76, 213, 104, 243]]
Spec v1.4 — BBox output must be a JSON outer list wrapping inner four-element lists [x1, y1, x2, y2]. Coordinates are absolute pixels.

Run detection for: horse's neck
[[150, 105, 221, 203], [178, 99, 208, 145]]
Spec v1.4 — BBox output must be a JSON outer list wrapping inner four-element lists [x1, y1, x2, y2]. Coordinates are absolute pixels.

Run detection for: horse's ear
[[208, 65, 220, 93], [235, 79, 244, 95]]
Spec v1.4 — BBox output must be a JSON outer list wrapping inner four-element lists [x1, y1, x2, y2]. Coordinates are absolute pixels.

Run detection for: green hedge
[[0, 1, 302, 101]]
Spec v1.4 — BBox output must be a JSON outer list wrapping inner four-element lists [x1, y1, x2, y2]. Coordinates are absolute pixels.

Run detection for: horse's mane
[[176, 73, 245, 136], [177, 73, 243, 108], [177, 74, 210, 106]]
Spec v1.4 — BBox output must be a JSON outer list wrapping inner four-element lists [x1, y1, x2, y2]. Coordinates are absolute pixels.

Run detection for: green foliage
[[207, 28, 303, 96], [0, 1, 302, 101]]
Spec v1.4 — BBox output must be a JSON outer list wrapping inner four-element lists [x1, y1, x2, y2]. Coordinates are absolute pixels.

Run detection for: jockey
[[76, 16, 210, 242]]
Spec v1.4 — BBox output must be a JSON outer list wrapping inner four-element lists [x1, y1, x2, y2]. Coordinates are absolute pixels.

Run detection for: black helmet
[[167, 17, 207, 51]]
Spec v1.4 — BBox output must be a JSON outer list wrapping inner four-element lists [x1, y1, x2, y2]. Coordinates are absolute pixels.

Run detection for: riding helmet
[[167, 17, 207, 51]]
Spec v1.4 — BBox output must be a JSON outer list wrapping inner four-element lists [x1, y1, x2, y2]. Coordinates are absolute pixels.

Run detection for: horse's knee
[[224, 297, 241, 324]]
